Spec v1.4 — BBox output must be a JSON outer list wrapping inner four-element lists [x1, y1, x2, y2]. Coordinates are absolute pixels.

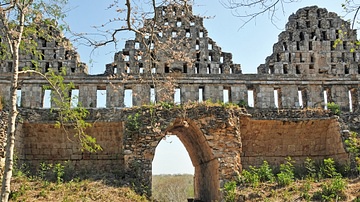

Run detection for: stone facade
[[0, 3, 358, 201], [14, 106, 349, 201]]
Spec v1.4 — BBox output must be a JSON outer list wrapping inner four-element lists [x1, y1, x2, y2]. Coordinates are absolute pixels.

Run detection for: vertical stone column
[[79, 85, 97, 108], [106, 84, 124, 108], [22, 84, 43, 108]]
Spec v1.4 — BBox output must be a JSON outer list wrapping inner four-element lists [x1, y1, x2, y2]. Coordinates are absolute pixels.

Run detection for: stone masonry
[[0, 3, 358, 201]]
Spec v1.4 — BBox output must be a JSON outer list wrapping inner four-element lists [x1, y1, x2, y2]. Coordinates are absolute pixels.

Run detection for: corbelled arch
[[162, 118, 220, 201], [111, 106, 242, 200]]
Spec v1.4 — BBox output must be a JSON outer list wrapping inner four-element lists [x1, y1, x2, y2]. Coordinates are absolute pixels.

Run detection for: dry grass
[[9, 175, 147, 202], [236, 177, 360, 201]]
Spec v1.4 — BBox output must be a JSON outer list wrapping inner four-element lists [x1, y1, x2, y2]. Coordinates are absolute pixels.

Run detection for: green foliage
[[239, 168, 260, 187], [159, 101, 174, 110], [277, 157, 295, 187], [344, 131, 360, 175], [237, 100, 248, 108], [327, 102, 341, 115], [304, 157, 317, 179], [126, 112, 141, 132], [37, 162, 65, 184], [239, 161, 274, 187], [315, 176, 347, 201], [300, 179, 312, 201], [223, 181, 237, 202], [44, 69, 101, 152], [257, 161, 275, 182], [320, 158, 341, 179]]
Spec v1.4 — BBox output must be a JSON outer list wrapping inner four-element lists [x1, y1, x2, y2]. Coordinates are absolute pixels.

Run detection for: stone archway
[[122, 107, 243, 201], [162, 118, 220, 201]]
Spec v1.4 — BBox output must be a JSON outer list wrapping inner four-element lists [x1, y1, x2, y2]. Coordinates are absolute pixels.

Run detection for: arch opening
[[152, 118, 220, 201], [152, 135, 194, 201]]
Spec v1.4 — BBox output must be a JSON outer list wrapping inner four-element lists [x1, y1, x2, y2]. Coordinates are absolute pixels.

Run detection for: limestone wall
[[18, 122, 124, 172], [240, 113, 349, 168]]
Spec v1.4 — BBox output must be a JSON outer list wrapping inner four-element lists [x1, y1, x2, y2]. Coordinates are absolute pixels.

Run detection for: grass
[[235, 177, 360, 201], [9, 175, 147, 202]]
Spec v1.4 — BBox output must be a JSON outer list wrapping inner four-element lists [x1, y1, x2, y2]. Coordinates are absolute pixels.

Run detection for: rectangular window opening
[[199, 31, 204, 38], [274, 89, 279, 108], [207, 64, 211, 74], [298, 90, 303, 108], [296, 65, 301, 74], [150, 87, 156, 104], [183, 63, 188, 73], [43, 89, 51, 108], [135, 42, 140, 49], [124, 89, 133, 108], [96, 88, 106, 108], [323, 90, 328, 110], [223, 87, 230, 104], [283, 64, 288, 74], [16, 89, 21, 107], [247, 90, 254, 108], [345, 65, 349, 74], [174, 88, 181, 105], [199, 86, 204, 102], [70, 89, 79, 108], [349, 90, 353, 112], [269, 65, 275, 74], [185, 29, 190, 37], [195, 63, 199, 74]]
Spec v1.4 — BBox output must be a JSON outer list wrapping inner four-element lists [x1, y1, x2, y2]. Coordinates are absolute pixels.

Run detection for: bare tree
[[221, 0, 360, 29], [0, 1, 101, 201]]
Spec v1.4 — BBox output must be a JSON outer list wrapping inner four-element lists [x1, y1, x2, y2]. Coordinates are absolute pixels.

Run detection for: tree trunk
[[1, 11, 24, 202]]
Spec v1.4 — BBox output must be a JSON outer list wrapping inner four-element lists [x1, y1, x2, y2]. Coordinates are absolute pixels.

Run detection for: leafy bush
[[320, 158, 340, 179], [300, 179, 312, 201], [37, 162, 66, 183], [304, 157, 317, 179], [327, 102, 341, 115], [239, 161, 274, 187], [344, 131, 360, 175], [239, 167, 260, 187], [223, 181, 237, 202], [237, 100, 248, 108], [277, 157, 295, 187], [258, 161, 275, 182], [316, 176, 347, 201], [126, 112, 140, 132]]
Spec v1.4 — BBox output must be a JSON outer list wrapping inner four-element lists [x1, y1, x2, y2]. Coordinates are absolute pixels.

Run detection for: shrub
[[223, 181, 237, 202], [300, 179, 312, 201], [327, 102, 341, 115], [277, 157, 295, 187], [239, 167, 260, 187], [344, 131, 360, 175], [304, 157, 317, 179], [258, 161, 275, 182], [317, 176, 347, 201], [320, 158, 340, 179], [237, 100, 247, 108]]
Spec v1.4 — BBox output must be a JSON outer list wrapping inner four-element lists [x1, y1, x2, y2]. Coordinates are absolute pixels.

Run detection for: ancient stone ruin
[[0, 4, 359, 201]]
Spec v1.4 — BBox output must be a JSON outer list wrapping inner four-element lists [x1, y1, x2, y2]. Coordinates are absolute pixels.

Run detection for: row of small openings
[[197, 52, 224, 63], [331, 41, 351, 51], [330, 52, 352, 63], [288, 30, 328, 42], [16, 88, 80, 109], [195, 40, 213, 50], [161, 7, 185, 17], [323, 89, 356, 112], [296, 18, 336, 29], [31, 50, 71, 61], [163, 18, 187, 27]]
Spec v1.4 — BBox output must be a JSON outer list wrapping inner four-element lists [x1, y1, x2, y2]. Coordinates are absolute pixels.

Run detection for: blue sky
[[64, 1, 353, 175]]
